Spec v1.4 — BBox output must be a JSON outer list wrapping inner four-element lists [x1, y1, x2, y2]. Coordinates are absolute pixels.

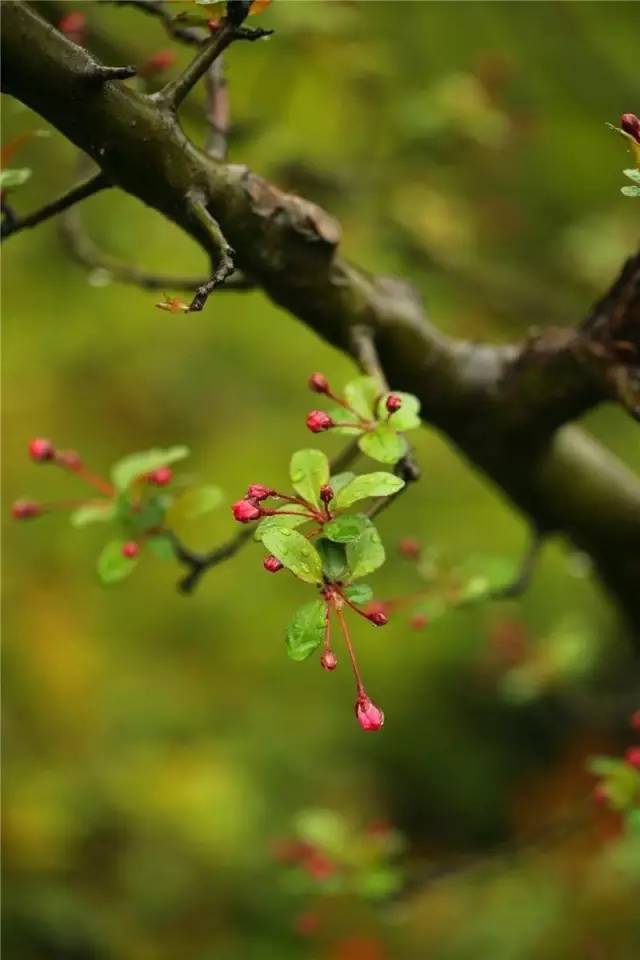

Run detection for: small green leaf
[[621, 184, 640, 197], [127, 497, 167, 535], [97, 540, 139, 585], [324, 514, 369, 543], [0, 167, 32, 189], [146, 535, 175, 561], [111, 445, 189, 491], [167, 485, 223, 523], [377, 391, 421, 431], [286, 599, 327, 661], [289, 449, 329, 508], [316, 538, 348, 580], [254, 503, 309, 542], [262, 527, 323, 583], [358, 425, 408, 464], [327, 406, 362, 436], [335, 471, 404, 508], [344, 376, 380, 419], [346, 518, 385, 579], [330, 471, 356, 494], [343, 583, 373, 604], [623, 168, 640, 184], [70, 502, 116, 528]]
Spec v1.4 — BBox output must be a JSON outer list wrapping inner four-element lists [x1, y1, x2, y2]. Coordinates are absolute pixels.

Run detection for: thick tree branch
[[1, 172, 110, 240], [2, 1, 639, 639]]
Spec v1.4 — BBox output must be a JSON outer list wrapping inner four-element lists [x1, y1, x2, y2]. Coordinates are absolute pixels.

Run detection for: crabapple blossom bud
[[367, 610, 388, 626], [122, 541, 140, 559], [624, 745, 640, 769], [11, 499, 41, 520], [263, 554, 283, 573], [320, 650, 338, 671], [28, 438, 55, 462], [355, 694, 384, 731], [306, 410, 333, 433], [148, 466, 172, 486], [247, 484, 273, 502], [232, 499, 261, 523], [363, 600, 389, 618], [386, 394, 403, 413], [620, 113, 640, 144], [319, 484, 334, 504], [308, 372, 329, 394]]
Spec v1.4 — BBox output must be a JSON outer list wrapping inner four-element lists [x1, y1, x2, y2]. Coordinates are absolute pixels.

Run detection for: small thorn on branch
[[86, 64, 137, 81]]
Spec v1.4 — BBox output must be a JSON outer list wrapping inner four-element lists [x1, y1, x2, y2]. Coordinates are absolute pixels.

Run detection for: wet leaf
[[262, 527, 323, 583], [335, 471, 404, 508], [289, 449, 329, 509], [286, 599, 326, 661]]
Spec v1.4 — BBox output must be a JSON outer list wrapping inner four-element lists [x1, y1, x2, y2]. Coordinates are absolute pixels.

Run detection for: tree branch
[[112, 0, 206, 46], [1, 172, 110, 240], [2, 0, 639, 640]]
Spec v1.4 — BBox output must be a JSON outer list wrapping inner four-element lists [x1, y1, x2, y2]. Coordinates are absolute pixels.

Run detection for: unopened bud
[[385, 394, 402, 413], [11, 499, 41, 520], [367, 610, 388, 626], [247, 484, 273, 502], [147, 466, 172, 486], [355, 694, 384, 731], [620, 113, 640, 144], [28, 437, 55, 462], [232, 499, 261, 523], [306, 410, 333, 433], [319, 484, 334, 504], [122, 541, 140, 559], [263, 554, 283, 573], [320, 650, 337, 671], [308, 373, 329, 394], [624, 745, 640, 769]]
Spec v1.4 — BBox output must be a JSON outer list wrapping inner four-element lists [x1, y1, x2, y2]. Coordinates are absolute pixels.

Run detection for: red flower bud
[[56, 449, 82, 470], [319, 484, 334, 504], [11, 499, 41, 520], [630, 709, 640, 734], [57, 11, 86, 44], [247, 484, 273, 502], [624, 745, 640, 769], [398, 537, 420, 559], [263, 554, 283, 573], [308, 372, 329, 394], [232, 499, 261, 523], [363, 600, 389, 618], [28, 437, 55, 462], [139, 49, 176, 77], [620, 113, 640, 144], [367, 610, 388, 626], [409, 613, 428, 630], [320, 650, 338, 671], [306, 410, 333, 433], [355, 694, 384, 732], [147, 466, 172, 486], [122, 541, 140, 559], [386, 393, 403, 413]]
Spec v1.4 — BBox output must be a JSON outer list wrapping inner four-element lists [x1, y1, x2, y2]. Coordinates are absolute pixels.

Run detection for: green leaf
[[621, 184, 640, 197], [343, 583, 373, 604], [262, 528, 323, 583], [324, 514, 369, 543], [127, 497, 167, 535], [344, 376, 380, 419], [335, 471, 404, 508], [97, 540, 139, 585], [289, 449, 329, 509], [286, 599, 327, 661], [359, 425, 407, 464], [0, 167, 32, 189], [70, 501, 116, 528], [377, 391, 422, 430], [316, 538, 348, 580], [146, 535, 175, 561], [254, 503, 309, 542], [346, 518, 385, 579], [330, 471, 356, 494], [111, 445, 189, 491], [327, 406, 362, 436], [623, 168, 640, 184], [167, 485, 223, 523]]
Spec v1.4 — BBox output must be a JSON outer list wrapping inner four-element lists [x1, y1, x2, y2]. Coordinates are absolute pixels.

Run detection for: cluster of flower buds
[[305, 372, 403, 436], [231, 483, 325, 526]]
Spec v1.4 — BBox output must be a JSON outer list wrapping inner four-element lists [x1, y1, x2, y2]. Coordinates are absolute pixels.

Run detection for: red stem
[[334, 597, 364, 694], [338, 589, 373, 623]]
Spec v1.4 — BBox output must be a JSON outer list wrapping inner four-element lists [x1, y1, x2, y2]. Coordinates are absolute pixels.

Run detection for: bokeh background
[[3, 2, 640, 958]]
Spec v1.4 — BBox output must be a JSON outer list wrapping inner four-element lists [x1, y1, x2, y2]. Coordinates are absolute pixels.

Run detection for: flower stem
[[334, 598, 364, 694]]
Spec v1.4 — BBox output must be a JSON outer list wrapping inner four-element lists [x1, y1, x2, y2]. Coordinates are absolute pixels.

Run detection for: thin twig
[[112, 0, 206, 46], [186, 192, 235, 310], [1, 172, 110, 241], [490, 529, 545, 600]]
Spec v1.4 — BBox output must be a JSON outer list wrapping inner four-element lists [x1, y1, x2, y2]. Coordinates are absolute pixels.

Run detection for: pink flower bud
[[319, 484, 334, 504], [306, 410, 333, 433], [232, 499, 261, 523], [11, 499, 41, 520], [247, 484, 273, 502], [398, 537, 420, 559], [263, 554, 283, 573], [320, 650, 337, 671], [367, 610, 388, 626], [620, 113, 640, 144], [386, 394, 403, 413], [630, 710, 640, 734], [355, 694, 384, 731], [122, 541, 140, 559], [363, 600, 389, 618], [624, 745, 640, 769], [28, 437, 55, 462], [147, 466, 172, 486], [308, 372, 329, 394]]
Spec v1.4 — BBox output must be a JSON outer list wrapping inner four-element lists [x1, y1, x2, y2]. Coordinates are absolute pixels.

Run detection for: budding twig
[[1, 172, 110, 242]]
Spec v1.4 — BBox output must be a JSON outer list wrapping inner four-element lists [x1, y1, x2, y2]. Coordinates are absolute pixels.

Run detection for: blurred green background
[[3, 2, 640, 958]]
